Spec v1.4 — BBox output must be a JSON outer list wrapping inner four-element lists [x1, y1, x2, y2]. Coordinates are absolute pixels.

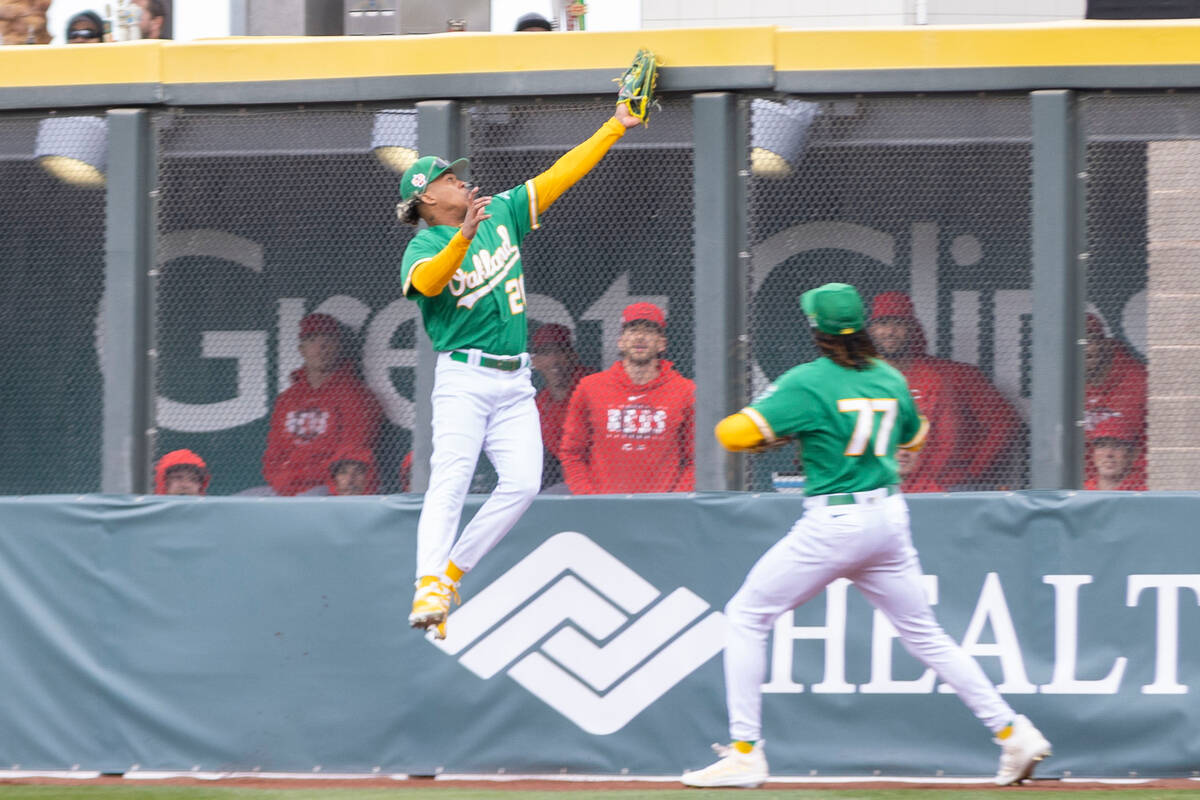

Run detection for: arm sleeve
[[715, 412, 769, 452], [404, 232, 472, 298], [896, 387, 930, 452], [526, 117, 627, 227], [558, 385, 596, 494]]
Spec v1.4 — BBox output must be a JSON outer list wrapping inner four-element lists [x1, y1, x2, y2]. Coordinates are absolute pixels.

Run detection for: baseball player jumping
[[398, 102, 642, 639], [681, 283, 1051, 788]]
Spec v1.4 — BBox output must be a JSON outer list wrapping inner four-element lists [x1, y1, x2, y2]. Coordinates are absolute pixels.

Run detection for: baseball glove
[[615, 49, 660, 124]]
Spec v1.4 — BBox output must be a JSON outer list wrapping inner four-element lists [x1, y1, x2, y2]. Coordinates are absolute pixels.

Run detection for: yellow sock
[[995, 722, 1014, 740], [733, 740, 755, 754], [445, 560, 465, 583]]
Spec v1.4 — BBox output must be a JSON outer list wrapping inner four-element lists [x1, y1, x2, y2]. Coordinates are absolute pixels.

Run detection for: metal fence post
[[102, 109, 154, 494], [410, 100, 463, 493], [693, 92, 747, 491], [1030, 89, 1086, 489]]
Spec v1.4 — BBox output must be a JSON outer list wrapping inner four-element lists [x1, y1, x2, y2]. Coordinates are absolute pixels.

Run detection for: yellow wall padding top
[[778, 19, 1200, 71], [2, 21, 1200, 90]]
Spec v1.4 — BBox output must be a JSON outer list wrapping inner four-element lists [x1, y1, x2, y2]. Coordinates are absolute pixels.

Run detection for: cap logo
[[411, 173, 428, 189]]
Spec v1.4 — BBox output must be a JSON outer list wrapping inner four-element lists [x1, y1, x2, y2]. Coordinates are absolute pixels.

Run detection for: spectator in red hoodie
[[560, 302, 695, 494], [869, 291, 1024, 492], [1084, 312, 1147, 489], [1083, 416, 1146, 491], [531, 323, 590, 491], [327, 446, 379, 496], [262, 313, 382, 496], [154, 449, 209, 496]]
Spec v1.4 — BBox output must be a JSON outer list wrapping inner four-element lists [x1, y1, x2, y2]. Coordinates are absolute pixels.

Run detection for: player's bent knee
[[723, 596, 776, 634]]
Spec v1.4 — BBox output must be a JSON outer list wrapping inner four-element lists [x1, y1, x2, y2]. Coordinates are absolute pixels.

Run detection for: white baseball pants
[[723, 488, 1015, 742], [415, 352, 543, 578]]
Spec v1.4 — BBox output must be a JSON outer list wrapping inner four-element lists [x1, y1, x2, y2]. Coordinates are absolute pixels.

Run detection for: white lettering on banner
[[861, 575, 939, 694], [430, 532, 724, 735], [763, 578, 854, 694], [156, 331, 268, 433], [940, 572, 1035, 694], [762, 572, 1195, 696], [1127, 575, 1200, 695], [152, 230, 269, 432], [1041, 575, 1127, 695]]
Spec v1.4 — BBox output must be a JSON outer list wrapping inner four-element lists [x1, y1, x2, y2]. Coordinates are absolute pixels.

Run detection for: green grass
[[0, 788, 1197, 800]]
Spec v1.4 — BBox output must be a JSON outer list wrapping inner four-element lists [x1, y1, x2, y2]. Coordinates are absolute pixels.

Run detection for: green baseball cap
[[399, 155, 469, 202], [800, 283, 866, 335]]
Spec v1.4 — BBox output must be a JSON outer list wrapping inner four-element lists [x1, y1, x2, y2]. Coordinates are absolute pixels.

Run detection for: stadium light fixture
[[371, 109, 419, 173], [35, 115, 108, 188], [750, 99, 821, 178]]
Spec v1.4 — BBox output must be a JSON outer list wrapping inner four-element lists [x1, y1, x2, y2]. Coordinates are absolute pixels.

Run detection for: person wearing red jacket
[[262, 313, 382, 496], [868, 292, 1024, 492], [1084, 313, 1147, 489], [1083, 416, 1146, 491], [326, 445, 380, 496], [531, 323, 591, 491], [559, 302, 695, 494], [154, 449, 209, 495]]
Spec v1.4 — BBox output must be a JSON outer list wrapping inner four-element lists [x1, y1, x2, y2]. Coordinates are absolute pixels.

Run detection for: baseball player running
[[399, 102, 642, 638], [681, 283, 1051, 788]]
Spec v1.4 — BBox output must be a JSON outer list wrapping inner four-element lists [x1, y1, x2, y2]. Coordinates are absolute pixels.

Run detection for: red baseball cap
[[530, 323, 574, 351], [622, 302, 665, 328], [1089, 415, 1139, 444], [299, 313, 341, 339], [870, 291, 916, 321]]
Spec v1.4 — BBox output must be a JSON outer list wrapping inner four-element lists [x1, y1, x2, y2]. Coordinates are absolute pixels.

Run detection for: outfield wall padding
[[0, 492, 1195, 777]]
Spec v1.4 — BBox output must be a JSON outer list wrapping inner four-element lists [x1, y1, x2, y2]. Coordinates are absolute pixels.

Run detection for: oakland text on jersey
[[452, 225, 521, 309]]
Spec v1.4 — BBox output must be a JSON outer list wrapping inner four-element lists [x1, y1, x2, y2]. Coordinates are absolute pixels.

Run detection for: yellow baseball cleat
[[408, 575, 459, 634], [681, 741, 768, 788]]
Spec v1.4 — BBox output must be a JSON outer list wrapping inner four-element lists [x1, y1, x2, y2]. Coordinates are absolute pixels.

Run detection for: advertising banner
[[0, 492, 1195, 776]]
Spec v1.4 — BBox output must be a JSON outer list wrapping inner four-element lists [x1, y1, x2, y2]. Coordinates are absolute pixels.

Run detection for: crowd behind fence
[[0, 89, 1187, 495]]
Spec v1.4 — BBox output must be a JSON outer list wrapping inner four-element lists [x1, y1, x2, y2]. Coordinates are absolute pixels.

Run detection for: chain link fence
[[153, 105, 418, 496], [1082, 91, 1199, 491], [3, 91, 1195, 496], [745, 94, 1033, 493], [0, 111, 107, 494], [467, 97, 695, 495]]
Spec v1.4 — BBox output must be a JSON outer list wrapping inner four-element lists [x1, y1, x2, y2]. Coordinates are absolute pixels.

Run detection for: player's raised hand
[[461, 187, 492, 240], [615, 101, 642, 129]]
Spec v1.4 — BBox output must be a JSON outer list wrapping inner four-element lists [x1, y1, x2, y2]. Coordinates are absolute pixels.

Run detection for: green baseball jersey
[[744, 357, 925, 496], [401, 181, 538, 355]]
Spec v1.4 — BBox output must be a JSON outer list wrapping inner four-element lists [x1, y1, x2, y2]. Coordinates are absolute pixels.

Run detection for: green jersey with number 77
[[745, 352, 925, 495]]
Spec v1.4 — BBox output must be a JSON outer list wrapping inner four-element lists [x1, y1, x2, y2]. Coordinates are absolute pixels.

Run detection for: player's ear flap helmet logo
[[399, 155, 470, 202], [800, 283, 866, 335]]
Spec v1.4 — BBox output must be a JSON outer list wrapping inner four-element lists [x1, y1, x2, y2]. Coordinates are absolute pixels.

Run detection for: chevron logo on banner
[[431, 531, 726, 735]]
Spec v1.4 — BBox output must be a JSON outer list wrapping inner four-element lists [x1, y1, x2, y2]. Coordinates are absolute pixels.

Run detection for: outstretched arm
[[527, 104, 641, 221]]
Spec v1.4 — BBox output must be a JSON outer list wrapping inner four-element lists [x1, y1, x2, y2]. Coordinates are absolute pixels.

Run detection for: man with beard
[[559, 302, 695, 494], [868, 291, 1023, 491]]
